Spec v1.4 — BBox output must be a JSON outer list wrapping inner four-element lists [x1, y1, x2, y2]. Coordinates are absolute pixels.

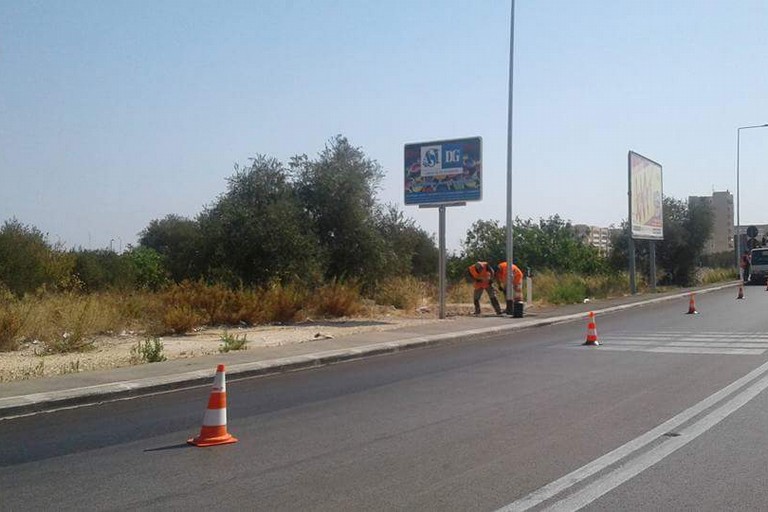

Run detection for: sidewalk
[[0, 283, 737, 419]]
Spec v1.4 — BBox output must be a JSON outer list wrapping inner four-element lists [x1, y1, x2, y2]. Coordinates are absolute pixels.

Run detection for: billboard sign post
[[628, 151, 664, 294], [405, 137, 482, 318]]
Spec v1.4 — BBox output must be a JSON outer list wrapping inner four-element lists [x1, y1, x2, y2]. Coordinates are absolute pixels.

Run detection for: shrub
[[699, 267, 737, 285], [260, 283, 307, 323], [131, 337, 167, 363], [311, 281, 362, 317], [0, 305, 23, 352], [372, 276, 424, 310], [219, 331, 248, 353], [160, 305, 204, 335]]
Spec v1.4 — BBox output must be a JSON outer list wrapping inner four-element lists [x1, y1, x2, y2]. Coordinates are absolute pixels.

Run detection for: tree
[[375, 204, 438, 278], [610, 197, 713, 286], [139, 214, 203, 282], [0, 218, 75, 296], [198, 156, 321, 286], [450, 216, 607, 280], [290, 136, 386, 284]]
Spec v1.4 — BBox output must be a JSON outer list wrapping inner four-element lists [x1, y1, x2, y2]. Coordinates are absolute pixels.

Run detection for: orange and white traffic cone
[[686, 293, 698, 314], [188, 364, 238, 447], [737, 284, 745, 300], [765, 280, 768, 292], [583, 312, 599, 346]]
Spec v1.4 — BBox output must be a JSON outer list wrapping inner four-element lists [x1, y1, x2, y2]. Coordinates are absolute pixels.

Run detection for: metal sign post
[[406, 137, 482, 319]]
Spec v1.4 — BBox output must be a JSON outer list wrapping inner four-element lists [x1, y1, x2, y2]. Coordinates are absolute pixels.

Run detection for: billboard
[[629, 151, 663, 240], [404, 137, 482, 205]]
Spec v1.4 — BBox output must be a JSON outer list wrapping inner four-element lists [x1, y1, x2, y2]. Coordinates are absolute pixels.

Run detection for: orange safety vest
[[497, 262, 524, 300], [468, 262, 493, 289]]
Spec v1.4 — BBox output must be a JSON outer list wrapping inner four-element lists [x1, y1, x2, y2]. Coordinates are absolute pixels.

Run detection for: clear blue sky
[[1, 1, 766, 253]]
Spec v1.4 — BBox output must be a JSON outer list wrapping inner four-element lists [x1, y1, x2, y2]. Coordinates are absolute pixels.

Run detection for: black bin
[[512, 301, 524, 318]]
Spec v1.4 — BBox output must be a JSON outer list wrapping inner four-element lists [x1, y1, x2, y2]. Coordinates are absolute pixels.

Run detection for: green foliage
[[375, 204, 438, 278], [139, 214, 203, 282], [128, 246, 169, 291], [131, 337, 167, 363], [290, 136, 386, 286], [0, 218, 76, 296], [699, 267, 737, 285], [449, 215, 608, 280], [73, 249, 135, 292], [197, 156, 321, 287], [219, 331, 248, 353], [611, 197, 714, 286]]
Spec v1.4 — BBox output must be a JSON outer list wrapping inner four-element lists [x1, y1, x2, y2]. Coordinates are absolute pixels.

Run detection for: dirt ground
[[0, 305, 478, 383]]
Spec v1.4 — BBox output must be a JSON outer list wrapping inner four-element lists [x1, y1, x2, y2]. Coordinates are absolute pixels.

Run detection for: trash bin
[[513, 301, 524, 318]]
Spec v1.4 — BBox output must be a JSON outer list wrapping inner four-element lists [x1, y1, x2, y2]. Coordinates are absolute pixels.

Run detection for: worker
[[740, 250, 751, 283], [468, 261, 502, 315], [497, 260, 524, 315]]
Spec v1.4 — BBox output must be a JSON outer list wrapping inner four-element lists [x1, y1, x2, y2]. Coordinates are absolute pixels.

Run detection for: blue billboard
[[404, 137, 482, 205]]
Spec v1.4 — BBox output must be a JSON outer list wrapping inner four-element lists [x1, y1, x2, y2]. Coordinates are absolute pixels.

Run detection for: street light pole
[[736, 123, 768, 265], [504, 0, 515, 315]]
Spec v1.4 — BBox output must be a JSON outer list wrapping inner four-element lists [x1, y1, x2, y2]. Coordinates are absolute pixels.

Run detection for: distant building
[[688, 191, 734, 254], [574, 225, 616, 256]]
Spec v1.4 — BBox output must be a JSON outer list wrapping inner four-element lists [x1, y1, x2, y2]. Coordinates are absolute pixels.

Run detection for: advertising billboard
[[404, 137, 482, 205], [629, 151, 664, 240]]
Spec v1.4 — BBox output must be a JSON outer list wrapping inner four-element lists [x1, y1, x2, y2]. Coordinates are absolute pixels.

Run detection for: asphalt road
[[2, 286, 768, 511]]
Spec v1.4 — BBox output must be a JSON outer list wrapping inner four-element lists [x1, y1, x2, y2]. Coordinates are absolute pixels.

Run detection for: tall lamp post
[[736, 123, 768, 264]]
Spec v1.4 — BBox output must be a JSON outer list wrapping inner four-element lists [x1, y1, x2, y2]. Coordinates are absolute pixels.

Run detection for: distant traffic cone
[[686, 293, 698, 314], [583, 311, 599, 346], [188, 364, 238, 447], [737, 284, 745, 300], [765, 280, 768, 292]]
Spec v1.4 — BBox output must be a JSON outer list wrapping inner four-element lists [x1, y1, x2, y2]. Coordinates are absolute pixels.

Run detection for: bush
[[372, 276, 424, 310], [0, 305, 23, 352], [260, 283, 307, 323], [699, 267, 737, 285], [131, 337, 167, 363], [311, 281, 362, 317], [219, 331, 248, 353], [160, 305, 205, 335]]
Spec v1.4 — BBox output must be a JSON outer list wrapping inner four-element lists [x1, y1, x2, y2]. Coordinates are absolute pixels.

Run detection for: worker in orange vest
[[468, 261, 502, 315], [496, 260, 524, 315]]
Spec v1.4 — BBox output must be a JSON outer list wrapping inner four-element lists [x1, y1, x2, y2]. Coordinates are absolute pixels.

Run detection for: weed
[[131, 337, 167, 363], [0, 304, 23, 352], [219, 331, 248, 353], [373, 276, 424, 310], [160, 305, 205, 335], [311, 281, 362, 317], [261, 283, 307, 323]]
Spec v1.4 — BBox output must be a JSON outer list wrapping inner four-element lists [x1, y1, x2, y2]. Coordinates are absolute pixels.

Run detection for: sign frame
[[404, 137, 482, 206], [628, 150, 664, 241]]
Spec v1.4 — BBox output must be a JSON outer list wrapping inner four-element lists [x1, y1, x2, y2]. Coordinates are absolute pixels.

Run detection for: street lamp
[[736, 123, 768, 263]]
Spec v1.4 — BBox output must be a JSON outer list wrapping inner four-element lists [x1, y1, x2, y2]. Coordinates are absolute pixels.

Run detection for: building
[[574, 225, 615, 256], [688, 191, 734, 254]]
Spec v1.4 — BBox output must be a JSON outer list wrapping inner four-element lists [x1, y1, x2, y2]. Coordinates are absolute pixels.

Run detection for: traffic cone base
[[583, 312, 599, 346], [737, 285, 745, 300], [188, 364, 238, 447]]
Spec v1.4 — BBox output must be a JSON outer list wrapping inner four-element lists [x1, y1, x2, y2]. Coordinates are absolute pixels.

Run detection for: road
[[2, 286, 768, 511]]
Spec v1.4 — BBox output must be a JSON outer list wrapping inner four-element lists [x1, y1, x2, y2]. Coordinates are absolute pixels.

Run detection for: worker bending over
[[468, 261, 502, 315]]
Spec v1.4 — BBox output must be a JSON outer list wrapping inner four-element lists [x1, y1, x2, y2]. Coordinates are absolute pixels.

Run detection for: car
[[748, 247, 768, 285]]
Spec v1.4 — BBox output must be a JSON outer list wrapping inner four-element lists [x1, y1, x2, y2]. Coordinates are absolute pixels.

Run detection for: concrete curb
[[0, 283, 738, 419]]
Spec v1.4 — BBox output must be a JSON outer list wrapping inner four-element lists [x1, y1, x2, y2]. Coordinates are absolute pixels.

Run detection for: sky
[[1, 0, 767, 254]]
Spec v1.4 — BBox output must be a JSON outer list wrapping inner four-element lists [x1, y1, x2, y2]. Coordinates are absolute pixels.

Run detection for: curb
[[0, 282, 738, 419]]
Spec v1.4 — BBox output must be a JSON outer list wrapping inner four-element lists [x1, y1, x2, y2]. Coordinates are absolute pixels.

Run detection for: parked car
[[748, 247, 768, 285]]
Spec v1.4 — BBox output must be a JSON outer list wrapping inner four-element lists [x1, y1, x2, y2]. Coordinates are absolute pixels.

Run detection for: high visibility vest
[[468, 262, 493, 289], [497, 262, 524, 300]]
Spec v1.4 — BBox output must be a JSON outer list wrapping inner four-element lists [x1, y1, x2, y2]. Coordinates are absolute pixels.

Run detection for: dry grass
[[372, 276, 426, 311], [310, 281, 362, 317]]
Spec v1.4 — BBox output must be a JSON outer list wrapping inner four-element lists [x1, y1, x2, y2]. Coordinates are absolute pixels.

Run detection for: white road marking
[[573, 331, 768, 355], [497, 358, 768, 512]]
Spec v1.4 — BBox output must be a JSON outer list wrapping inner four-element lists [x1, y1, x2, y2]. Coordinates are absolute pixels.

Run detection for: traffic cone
[[765, 280, 768, 292], [686, 293, 698, 314], [188, 364, 238, 447], [583, 312, 599, 346], [737, 285, 745, 300]]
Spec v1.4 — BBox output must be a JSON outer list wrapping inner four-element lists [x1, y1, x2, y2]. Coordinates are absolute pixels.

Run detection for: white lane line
[[496, 358, 768, 512], [601, 340, 768, 349], [596, 346, 765, 355], [542, 372, 768, 511]]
